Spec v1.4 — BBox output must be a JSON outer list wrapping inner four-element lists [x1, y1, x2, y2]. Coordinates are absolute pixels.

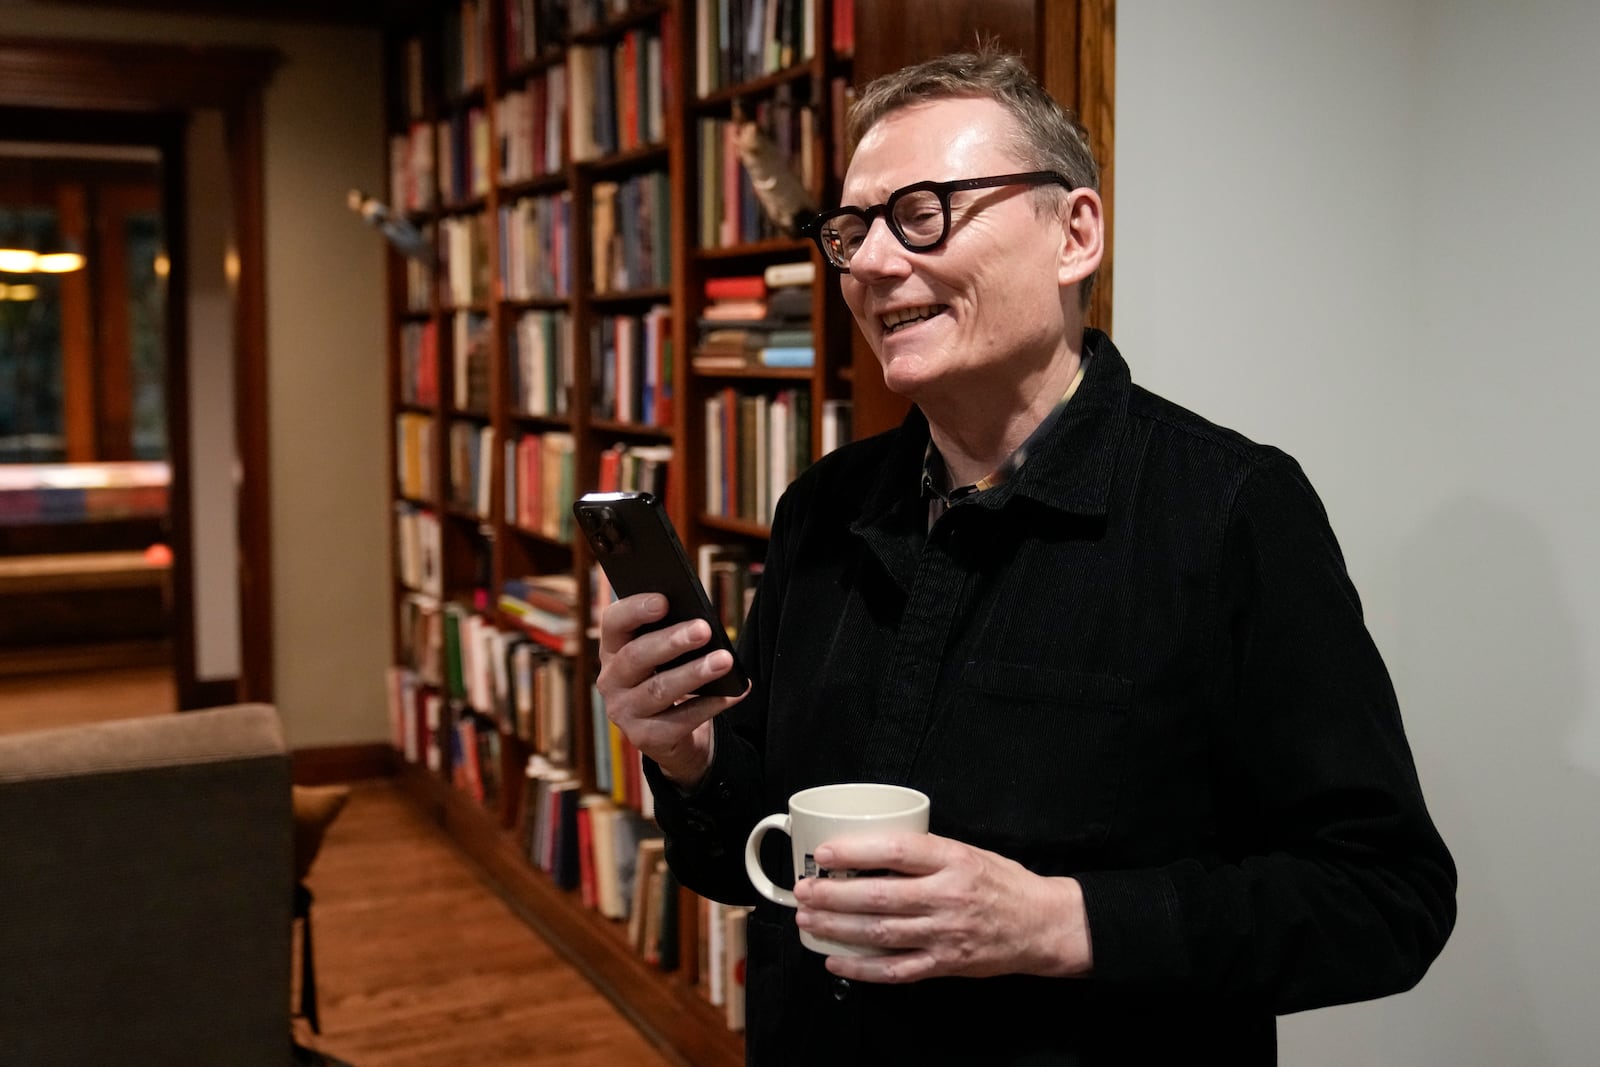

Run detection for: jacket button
[[830, 977, 851, 1001]]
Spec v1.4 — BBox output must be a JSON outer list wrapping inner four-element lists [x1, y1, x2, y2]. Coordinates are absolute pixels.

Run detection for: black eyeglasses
[[804, 171, 1073, 272]]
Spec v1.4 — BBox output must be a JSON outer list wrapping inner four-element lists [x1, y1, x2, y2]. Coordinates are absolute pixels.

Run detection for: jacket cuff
[[1075, 867, 1191, 986]]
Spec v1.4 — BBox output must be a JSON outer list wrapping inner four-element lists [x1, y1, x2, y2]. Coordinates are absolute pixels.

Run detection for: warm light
[[224, 247, 241, 285], [0, 283, 40, 301], [0, 248, 37, 272], [153, 252, 170, 278], [34, 251, 86, 273]]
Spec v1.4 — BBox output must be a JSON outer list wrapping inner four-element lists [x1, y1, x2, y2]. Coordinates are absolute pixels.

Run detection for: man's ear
[[1058, 187, 1104, 290]]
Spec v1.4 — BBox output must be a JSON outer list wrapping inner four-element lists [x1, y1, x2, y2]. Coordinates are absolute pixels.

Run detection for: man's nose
[[848, 215, 908, 278]]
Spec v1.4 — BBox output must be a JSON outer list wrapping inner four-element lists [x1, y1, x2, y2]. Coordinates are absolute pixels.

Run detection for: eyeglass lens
[[821, 188, 947, 266]]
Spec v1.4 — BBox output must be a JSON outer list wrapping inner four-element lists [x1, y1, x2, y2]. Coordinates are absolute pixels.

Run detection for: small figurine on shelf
[[731, 121, 817, 236], [346, 188, 429, 259]]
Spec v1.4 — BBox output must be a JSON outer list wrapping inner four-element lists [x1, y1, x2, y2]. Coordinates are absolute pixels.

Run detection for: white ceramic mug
[[744, 782, 930, 956]]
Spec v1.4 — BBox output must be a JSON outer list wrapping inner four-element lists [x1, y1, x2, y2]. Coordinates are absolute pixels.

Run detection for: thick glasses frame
[[804, 170, 1073, 272]]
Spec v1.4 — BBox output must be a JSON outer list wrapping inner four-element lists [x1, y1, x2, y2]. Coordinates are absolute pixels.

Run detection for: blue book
[[758, 346, 814, 368]]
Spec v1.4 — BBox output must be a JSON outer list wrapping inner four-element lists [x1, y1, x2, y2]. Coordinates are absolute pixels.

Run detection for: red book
[[576, 801, 597, 908], [704, 275, 766, 301]]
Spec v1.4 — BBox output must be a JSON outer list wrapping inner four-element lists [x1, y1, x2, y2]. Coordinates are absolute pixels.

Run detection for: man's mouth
[[880, 304, 947, 335]]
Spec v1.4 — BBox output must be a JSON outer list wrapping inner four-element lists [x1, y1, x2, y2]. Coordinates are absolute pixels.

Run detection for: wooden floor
[[0, 662, 175, 735], [296, 780, 679, 1067]]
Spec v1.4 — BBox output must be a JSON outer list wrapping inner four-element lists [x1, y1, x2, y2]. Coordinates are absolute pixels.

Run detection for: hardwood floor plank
[[298, 781, 678, 1067]]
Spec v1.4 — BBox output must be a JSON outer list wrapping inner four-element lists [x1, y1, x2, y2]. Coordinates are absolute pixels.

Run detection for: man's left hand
[[791, 833, 1095, 982]]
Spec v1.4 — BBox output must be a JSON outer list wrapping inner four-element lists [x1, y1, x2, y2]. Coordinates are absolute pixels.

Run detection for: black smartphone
[[572, 491, 751, 698]]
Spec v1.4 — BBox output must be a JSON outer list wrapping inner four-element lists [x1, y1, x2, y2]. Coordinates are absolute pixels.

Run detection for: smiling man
[[598, 49, 1456, 1065]]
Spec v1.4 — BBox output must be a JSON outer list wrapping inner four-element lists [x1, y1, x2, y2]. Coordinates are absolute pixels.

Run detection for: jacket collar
[[849, 329, 1130, 584]]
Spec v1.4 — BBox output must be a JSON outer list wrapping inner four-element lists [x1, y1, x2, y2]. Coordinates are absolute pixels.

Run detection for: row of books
[[437, 106, 494, 206], [452, 311, 493, 411], [396, 591, 443, 680], [394, 505, 443, 597], [447, 420, 495, 518], [697, 118, 782, 250], [395, 413, 438, 502], [508, 430, 577, 541], [507, 308, 574, 417], [389, 668, 510, 810], [705, 386, 810, 526], [439, 0, 491, 100], [499, 192, 574, 299], [441, 213, 492, 307], [693, 0, 818, 95], [502, 0, 566, 69], [592, 171, 672, 293], [568, 29, 668, 163], [398, 320, 439, 407], [518, 745, 753, 1031], [495, 65, 565, 184], [403, 229, 433, 312], [697, 542, 763, 641], [591, 306, 672, 427], [596, 439, 673, 502]]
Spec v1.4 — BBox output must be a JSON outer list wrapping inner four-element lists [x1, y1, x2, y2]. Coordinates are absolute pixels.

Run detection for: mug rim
[[788, 782, 929, 819]]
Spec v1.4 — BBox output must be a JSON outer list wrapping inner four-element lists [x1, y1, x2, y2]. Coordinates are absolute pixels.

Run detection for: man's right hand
[[595, 592, 749, 791]]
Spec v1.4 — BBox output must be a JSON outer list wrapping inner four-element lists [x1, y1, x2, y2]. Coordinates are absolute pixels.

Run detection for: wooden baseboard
[[291, 742, 397, 785]]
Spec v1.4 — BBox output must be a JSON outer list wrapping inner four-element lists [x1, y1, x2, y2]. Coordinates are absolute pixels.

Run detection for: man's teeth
[[882, 305, 941, 332]]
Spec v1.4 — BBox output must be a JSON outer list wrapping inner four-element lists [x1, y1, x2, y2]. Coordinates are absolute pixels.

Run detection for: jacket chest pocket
[[915, 662, 1132, 854]]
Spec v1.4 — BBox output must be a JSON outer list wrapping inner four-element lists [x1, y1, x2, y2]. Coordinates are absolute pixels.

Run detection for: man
[[598, 49, 1455, 1064]]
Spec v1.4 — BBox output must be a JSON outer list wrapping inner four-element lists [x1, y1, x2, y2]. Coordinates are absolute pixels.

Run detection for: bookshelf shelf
[[590, 287, 672, 306], [691, 363, 814, 381], [694, 236, 811, 261], [694, 60, 821, 107], [698, 513, 772, 539]]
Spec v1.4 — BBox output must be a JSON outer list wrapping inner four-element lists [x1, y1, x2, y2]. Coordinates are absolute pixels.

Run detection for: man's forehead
[[844, 98, 1020, 198]]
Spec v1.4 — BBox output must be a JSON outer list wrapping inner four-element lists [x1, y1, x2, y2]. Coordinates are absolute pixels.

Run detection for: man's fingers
[[597, 592, 669, 654]]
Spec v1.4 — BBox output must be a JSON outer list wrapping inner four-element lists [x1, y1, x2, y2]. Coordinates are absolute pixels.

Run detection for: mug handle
[[744, 812, 795, 907]]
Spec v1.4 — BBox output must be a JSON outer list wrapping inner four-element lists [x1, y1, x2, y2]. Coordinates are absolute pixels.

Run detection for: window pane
[[0, 207, 66, 463], [126, 211, 167, 461]]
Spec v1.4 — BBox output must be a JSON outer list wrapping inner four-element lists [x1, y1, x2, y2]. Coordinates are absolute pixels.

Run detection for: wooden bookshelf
[[379, 3, 1115, 1062]]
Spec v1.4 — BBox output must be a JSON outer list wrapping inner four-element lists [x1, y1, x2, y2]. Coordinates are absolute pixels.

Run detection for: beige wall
[[8, 4, 393, 748], [1118, 0, 1600, 1061]]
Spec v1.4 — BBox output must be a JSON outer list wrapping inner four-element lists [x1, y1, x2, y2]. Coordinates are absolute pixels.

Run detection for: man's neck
[[922, 348, 1084, 489]]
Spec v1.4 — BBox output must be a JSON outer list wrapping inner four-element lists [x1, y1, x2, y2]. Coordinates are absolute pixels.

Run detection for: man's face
[[839, 97, 1076, 406]]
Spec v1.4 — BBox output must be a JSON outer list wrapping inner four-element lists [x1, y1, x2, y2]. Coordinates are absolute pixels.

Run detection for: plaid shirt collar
[[921, 357, 1090, 527]]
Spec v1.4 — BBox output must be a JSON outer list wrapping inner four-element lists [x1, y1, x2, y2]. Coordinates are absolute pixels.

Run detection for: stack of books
[[694, 260, 815, 370]]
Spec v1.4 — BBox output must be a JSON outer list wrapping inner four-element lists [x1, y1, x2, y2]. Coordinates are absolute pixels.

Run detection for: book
[[762, 259, 815, 288], [724, 906, 751, 1031], [704, 274, 766, 301], [629, 837, 667, 951], [758, 345, 813, 368]]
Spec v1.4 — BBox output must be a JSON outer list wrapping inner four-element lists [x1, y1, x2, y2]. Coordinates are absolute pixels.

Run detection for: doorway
[[0, 137, 174, 680], [0, 37, 279, 711]]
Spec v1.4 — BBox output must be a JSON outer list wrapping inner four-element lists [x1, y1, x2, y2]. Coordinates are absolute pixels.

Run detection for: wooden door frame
[[0, 37, 281, 707]]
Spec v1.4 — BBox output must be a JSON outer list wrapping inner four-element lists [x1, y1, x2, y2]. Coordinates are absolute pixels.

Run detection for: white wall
[[1117, 1, 1600, 1062], [8, 4, 393, 748]]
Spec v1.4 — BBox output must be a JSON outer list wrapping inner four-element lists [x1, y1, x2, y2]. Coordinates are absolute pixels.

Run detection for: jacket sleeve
[[1075, 455, 1456, 1012]]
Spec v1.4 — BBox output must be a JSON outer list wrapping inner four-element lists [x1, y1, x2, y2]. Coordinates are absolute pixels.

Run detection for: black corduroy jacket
[[646, 330, 1456, 1065]]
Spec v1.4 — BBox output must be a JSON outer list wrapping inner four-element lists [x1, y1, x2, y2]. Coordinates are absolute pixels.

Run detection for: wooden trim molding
[[0, 37, 279, 112], [292, 743, 397, 786], [1077, 0, 1116, 336]]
